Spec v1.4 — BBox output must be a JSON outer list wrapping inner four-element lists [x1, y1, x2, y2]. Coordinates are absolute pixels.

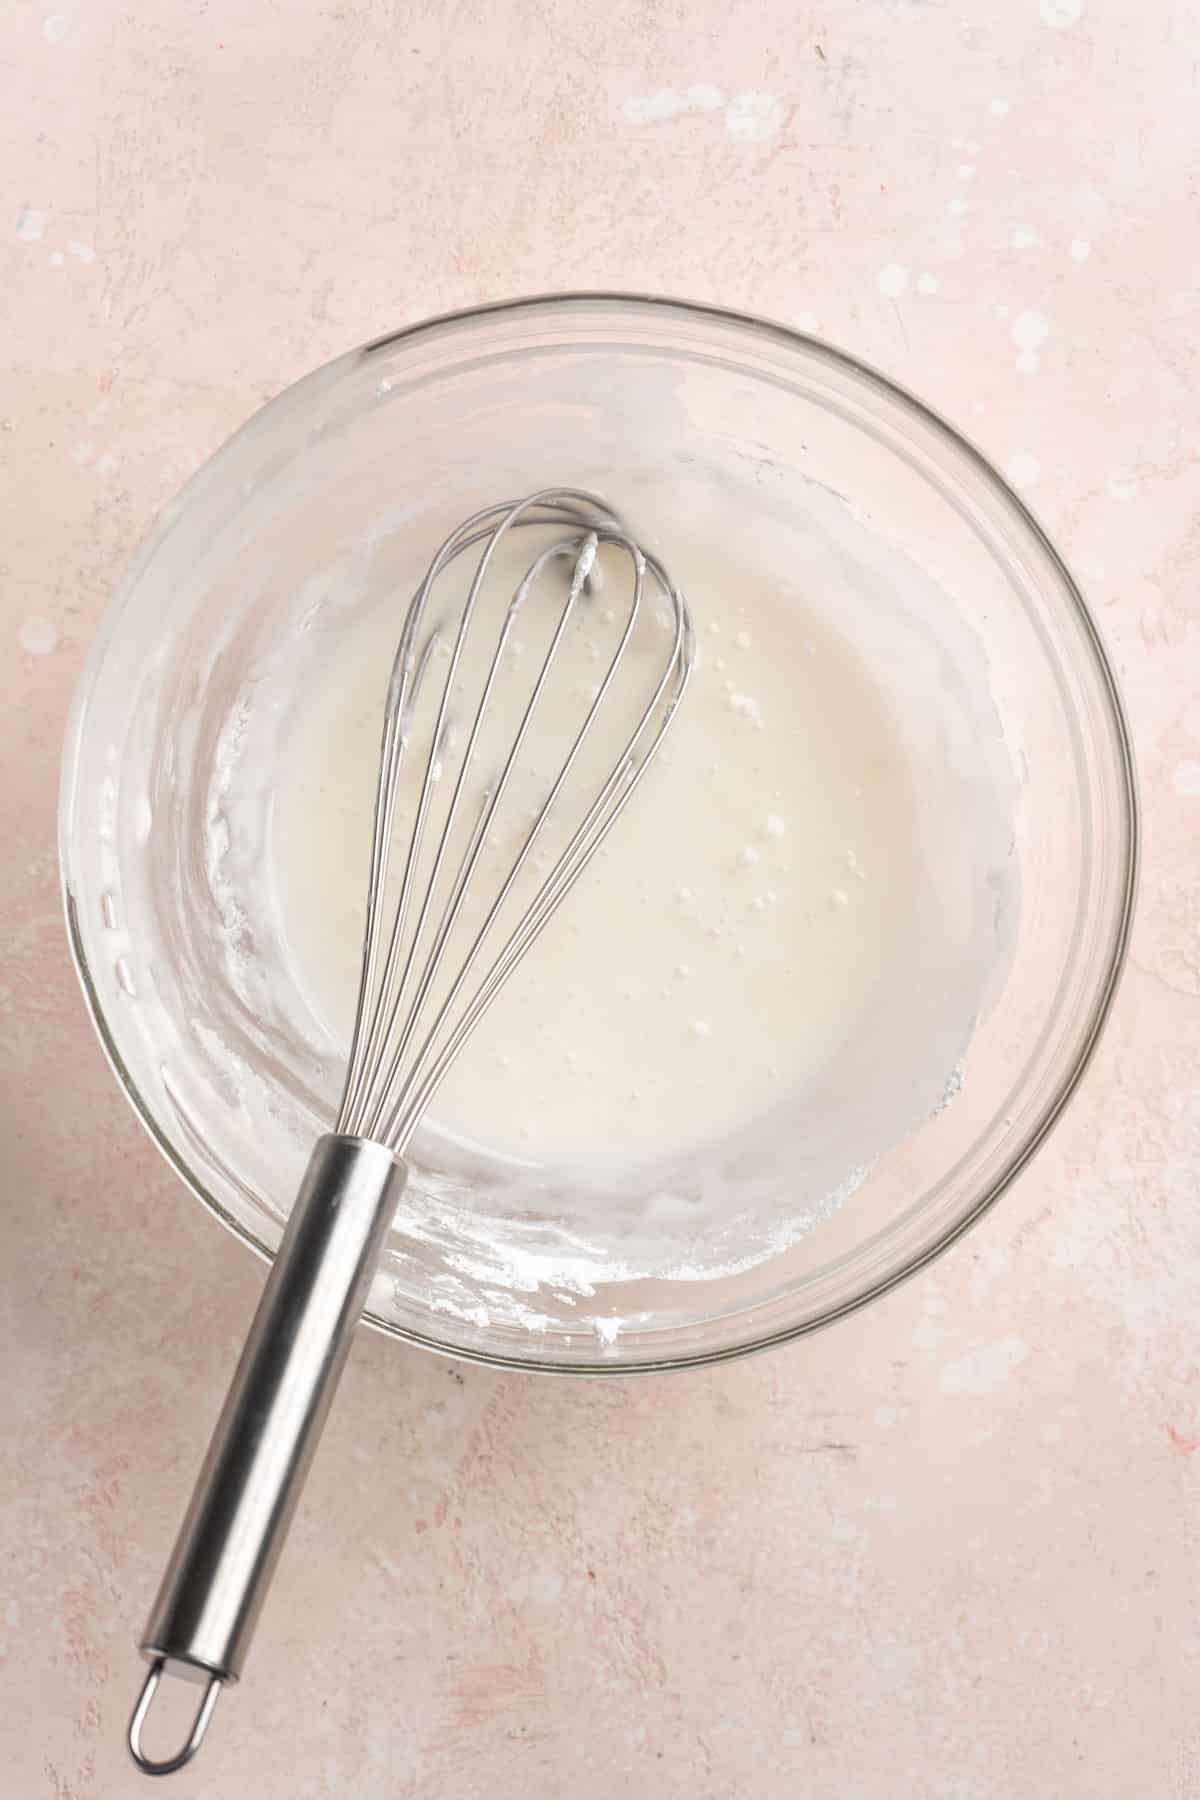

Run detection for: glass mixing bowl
[[59, 294, 1137, 1372]]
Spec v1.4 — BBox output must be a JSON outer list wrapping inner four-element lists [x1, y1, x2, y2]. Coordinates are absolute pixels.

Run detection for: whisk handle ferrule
[[129, 1134, 405, 1774]]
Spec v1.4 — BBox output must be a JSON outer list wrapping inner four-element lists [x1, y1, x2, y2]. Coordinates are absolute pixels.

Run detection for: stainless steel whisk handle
[[128, 1135, 406, 1775]]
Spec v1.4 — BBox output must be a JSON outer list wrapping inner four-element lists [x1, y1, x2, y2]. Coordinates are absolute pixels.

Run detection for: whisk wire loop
[[335, 488, 692, 1153]]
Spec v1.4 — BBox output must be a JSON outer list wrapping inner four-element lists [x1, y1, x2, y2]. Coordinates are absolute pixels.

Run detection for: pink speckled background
[[3, 1, 1198, 1795]]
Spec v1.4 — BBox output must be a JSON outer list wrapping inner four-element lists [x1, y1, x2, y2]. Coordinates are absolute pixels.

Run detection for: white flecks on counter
[[621, 84, 784, 143], [18, 616, 58, 657], [1040, 0, 1085, 27], [877, 263, 910, 299], [724, 90, 785, 142], [621, 84, 724, 124], [1011, 308, 1050, 374], [15, 206, 46, 241], [939, 1336, 1030, 1396]]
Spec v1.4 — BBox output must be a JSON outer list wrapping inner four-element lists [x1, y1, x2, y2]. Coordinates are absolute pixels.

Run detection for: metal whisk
[[127, 490, 693, 1774]]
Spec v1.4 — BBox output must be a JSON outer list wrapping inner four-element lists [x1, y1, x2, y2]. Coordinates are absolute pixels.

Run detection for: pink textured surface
[[2, 2, 1197, 1795]]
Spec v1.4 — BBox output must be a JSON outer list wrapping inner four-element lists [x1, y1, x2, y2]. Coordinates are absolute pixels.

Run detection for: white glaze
[[268, 505, 1015, 1205]]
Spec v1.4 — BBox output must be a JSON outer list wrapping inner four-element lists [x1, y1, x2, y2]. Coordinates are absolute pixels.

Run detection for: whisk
[[127, 490, 693, 1774]]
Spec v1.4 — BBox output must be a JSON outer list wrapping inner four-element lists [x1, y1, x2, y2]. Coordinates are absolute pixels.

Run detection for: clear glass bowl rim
[[59, 289, 1140, 1375]]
